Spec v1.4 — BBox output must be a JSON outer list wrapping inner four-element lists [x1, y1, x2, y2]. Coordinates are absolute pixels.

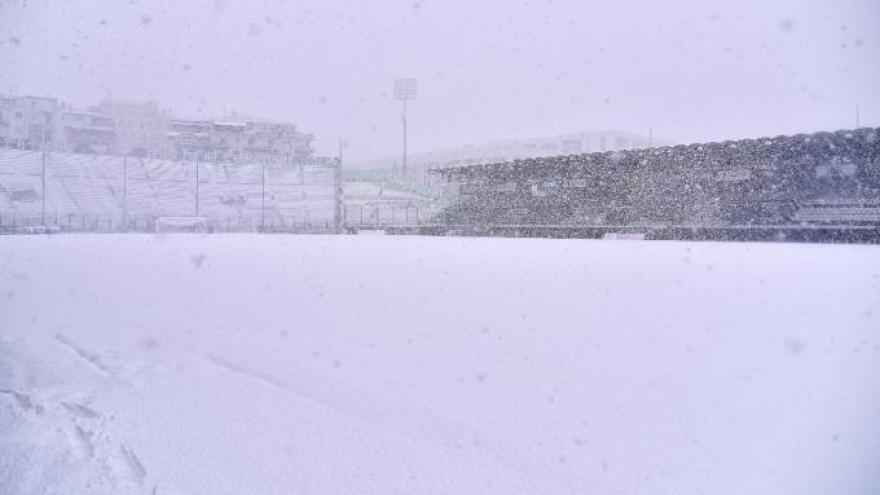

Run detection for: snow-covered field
[[1, 234, 879, 495]]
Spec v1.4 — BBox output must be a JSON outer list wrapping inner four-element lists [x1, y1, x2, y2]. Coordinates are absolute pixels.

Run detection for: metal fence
[[341, 202, 442, 229], [0, 148, 341, 234], [0, 214, 340, 234]]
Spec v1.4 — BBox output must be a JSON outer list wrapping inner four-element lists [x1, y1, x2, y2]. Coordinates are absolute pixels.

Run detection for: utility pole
[[402, 98, 408, 177], [393, 78, 417, 179]]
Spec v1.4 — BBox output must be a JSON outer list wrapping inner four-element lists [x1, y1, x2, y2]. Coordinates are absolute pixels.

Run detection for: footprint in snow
[[117, 444, 148, 484], [63, 401, 101, 419], [190, 254, 206, 269]]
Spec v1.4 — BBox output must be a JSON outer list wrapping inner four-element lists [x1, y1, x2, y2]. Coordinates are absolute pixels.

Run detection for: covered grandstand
[[0, 149, 339, 233], [422, 128, 880, 243]]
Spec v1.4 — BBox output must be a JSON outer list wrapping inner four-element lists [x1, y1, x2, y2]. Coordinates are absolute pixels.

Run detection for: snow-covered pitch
[[1, 235, 878, 495]]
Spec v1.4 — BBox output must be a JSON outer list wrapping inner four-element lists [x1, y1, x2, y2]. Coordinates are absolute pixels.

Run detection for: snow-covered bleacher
[[0, 149, 337, 228], [793, 200, 880, 224]]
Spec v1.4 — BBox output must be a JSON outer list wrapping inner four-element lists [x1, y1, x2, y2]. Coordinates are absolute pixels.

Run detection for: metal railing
[[0, 148, 342, 234], [342, 202, 442, 229], [0, 213, 338, 235]]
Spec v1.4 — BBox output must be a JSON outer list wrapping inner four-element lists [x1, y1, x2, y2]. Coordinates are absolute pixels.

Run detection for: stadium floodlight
[[393, 78, 417, 178], [394, 78, 418, 101]]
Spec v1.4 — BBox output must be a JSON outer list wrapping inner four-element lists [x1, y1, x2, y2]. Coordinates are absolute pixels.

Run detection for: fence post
[[261, 162, 266, 230], [122, 157, 127, 229], [41, 152, 47, 227], [333, 156, 343, 234], [195, 157, 200, 216]]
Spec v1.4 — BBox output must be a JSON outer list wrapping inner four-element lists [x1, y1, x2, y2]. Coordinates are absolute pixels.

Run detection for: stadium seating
[[0, 149, 337, 229], [793, 203, 880, 224]]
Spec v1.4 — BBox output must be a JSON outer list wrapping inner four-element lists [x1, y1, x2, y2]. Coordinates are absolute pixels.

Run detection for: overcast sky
[[1, 0, 877, 163]]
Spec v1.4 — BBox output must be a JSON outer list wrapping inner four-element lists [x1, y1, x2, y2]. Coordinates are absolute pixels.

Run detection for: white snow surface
[[1, 234, 879, 495]]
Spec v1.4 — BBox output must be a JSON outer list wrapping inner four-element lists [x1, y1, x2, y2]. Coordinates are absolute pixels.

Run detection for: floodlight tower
[[393, 78, 417, 179]]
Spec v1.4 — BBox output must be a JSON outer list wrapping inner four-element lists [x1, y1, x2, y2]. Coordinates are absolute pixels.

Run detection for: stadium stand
[[424, 128, 880, 243], [0, 149, 338, 231]]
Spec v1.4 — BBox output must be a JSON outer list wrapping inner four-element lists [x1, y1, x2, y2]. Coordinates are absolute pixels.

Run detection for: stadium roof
[[431, 127, 880, 180]]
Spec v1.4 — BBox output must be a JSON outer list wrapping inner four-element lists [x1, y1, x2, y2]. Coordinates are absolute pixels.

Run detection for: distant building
[[245, 121, 314, 158], [0, 94, 315, 161], [60, 111, 115, 154], [166, 119, 213, 153], [168, 118, 314, 159], [0, 95, 62, 148], [90, 99, 168, 155]]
